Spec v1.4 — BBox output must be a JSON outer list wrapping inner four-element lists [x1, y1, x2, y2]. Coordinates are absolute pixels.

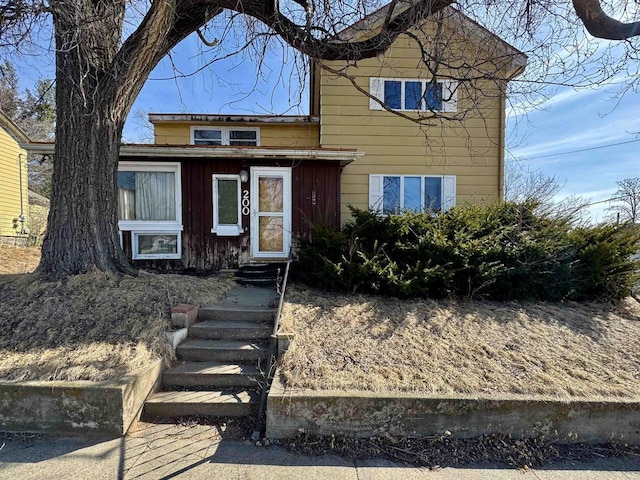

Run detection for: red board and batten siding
[[120, 155, 341, 271]]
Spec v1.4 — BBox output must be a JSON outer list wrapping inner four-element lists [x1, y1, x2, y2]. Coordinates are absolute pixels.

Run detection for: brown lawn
[[0, 245, 41, 274], [0, 246, 235, 381], [280, 284, 640, 400]]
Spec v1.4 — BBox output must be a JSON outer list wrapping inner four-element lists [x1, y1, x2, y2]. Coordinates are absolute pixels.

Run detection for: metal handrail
[[252, 252, 292, 440]]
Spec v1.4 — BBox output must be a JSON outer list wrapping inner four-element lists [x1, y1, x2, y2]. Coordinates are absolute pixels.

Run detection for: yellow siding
[[154, 122, 320, 148], [319, 21, 507, 222], [0, 127, 28, 238], [154, 123, 190, 144], [260, 124, 320, 148]]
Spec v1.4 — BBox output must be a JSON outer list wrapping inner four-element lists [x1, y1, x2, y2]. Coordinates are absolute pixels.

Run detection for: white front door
[[250, 167, 292, 259]]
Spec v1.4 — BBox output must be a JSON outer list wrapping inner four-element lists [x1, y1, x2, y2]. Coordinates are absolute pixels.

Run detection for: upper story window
[[369, 174, 456, 214], [369, 78, 457, 113], [191, 126, 260, 146]]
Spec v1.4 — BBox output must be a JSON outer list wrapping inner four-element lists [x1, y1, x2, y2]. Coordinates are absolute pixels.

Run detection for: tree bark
[[39, 0, 136, 277], [39, 0, 220, 277]]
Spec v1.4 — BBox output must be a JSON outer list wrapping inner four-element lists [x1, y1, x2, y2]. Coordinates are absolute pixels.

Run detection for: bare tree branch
[[196, 27, 219, 46], [572, 0, 640, 40], [228, 0, 457, 60]]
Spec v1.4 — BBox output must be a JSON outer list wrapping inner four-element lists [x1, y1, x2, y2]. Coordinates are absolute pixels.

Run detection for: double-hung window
[[117, 162, 182, 259], [212, 175, 243, 236], [369, 78, 457, 112], [369, 175, 456, 215], [191, 127, 260, 146]]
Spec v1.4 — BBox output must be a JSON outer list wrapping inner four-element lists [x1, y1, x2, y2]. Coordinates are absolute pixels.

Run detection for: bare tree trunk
[[39, 105, 135, 277], [39, 0, 136, 277], [38, 0, 218, 277]]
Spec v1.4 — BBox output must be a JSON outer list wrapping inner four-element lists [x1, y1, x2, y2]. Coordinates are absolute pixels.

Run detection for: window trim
[[131, 231, 182, 260], [369, 174, 456, 214], [369, 78, 458, 113], [211, 174, 243, 236], [190, 126, 261, 146], [118, 161, 182, 260], [117, 161, 183, 232]]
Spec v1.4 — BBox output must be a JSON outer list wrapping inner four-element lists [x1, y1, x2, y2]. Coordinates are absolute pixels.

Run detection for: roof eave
[[0, 110, 30, 144], [21, 143, 364, 167]]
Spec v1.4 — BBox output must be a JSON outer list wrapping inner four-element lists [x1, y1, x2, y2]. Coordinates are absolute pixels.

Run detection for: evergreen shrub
[[295, 202, 639, 302]]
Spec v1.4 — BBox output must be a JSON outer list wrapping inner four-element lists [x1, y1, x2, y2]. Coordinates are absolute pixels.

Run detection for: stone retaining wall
[[267, 374, 640, 444]]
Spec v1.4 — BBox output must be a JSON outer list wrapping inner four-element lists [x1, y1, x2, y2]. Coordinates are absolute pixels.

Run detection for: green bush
[[294, 202, 640, 302]]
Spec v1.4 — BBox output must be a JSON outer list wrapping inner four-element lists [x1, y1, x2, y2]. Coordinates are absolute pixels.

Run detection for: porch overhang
[[22, 143, 363, 167]]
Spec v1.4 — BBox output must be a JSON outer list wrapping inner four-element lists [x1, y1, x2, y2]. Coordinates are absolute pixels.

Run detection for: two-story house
[[26, 4, 526, 271], [0, 110, 29, 246]]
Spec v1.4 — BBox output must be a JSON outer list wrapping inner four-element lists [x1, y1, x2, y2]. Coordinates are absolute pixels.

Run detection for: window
[[369, 78, 457, 112], [191, 127, 260, 146], [369, 175, 456, 214], [132, 232, 181, 260], [212, 175, 242, 236], [118, 162, 182, 259]]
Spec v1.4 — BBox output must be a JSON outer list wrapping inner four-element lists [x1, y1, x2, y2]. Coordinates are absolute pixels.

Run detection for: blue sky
[[507, 80, 640, 222], [13, 25, 638, 223]]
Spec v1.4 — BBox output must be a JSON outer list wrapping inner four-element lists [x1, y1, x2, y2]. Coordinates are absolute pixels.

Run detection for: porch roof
[[21, 142, 363, 167]]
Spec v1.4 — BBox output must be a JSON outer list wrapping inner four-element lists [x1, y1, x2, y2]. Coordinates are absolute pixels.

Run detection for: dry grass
[[280, 284, 640, 400], [0, 245, 40, 274], [0, 247, 235, 382]]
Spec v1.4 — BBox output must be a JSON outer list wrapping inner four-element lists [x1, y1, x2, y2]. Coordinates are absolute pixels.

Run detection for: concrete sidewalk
[[1, 424, 639, 480]]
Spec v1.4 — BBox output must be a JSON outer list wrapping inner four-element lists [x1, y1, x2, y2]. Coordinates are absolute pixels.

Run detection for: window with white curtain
[[117, 162, 182, 259]]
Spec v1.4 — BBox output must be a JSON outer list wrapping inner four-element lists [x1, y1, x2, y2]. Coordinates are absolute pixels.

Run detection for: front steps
[[189, 320, 272, 340], [142, 285, 277, 421], [176, 339, 269, 363], [234, 263, 285, 287], [145, 390, 260, 418], [162, 362, 263, 388]]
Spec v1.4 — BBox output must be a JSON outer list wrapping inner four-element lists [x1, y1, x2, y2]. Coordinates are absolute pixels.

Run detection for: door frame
[[250, 167, 292, 259]]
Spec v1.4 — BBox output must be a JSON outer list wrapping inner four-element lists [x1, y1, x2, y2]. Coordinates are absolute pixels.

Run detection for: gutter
[[148, 114, 320, 125]]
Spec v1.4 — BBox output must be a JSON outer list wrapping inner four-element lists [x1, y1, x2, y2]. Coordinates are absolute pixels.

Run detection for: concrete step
[[143, 390, 259, 419], [238, 263, 285, 272], [176, 339, 269, 362], [198, 305, 276, 322], [235, 278, 277, 288], [163, 362, 264, 389], [189, 320, 272, 340], [235, 270, 280, 280]]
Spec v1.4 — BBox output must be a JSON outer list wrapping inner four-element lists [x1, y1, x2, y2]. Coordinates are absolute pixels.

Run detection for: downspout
[[498, 91, 505, 201], [17, 153, 26, 234]]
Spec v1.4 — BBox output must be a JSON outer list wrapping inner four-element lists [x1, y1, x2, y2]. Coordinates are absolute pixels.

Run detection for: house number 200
[[241, 190, 250, 216]]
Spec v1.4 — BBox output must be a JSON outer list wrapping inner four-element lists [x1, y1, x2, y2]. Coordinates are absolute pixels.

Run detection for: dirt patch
[[0, 269, 235, 382], [280, 431, 640, 469], [0, 246, 40, 274], [280, 284, 640, 400]]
